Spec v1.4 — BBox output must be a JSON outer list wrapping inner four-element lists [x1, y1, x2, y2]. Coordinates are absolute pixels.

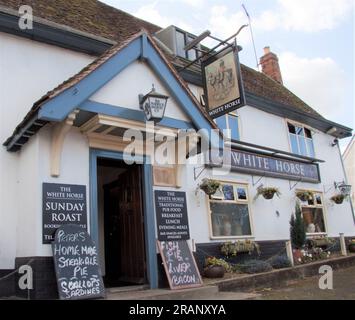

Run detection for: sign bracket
[[289, 177, 303, 191], [252, 174, 265, 187], [323, 183, 335, 194], [194, 165, 206, 181]]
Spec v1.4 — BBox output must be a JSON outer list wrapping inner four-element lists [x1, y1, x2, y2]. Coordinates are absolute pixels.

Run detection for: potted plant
[[203, 256, 230, 278], [290, 203, 306, 262], [330, 193, 348, 204], [255, 186, 281, 200], [199, 178, 221, 196], [221, 240, 260, 257], [307, 237, 335, 248], [296, 190, 314, 201], [348, 239, 355, 253]]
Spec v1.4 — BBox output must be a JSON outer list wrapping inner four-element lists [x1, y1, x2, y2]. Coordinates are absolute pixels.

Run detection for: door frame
[[89, 148, 158, 289]]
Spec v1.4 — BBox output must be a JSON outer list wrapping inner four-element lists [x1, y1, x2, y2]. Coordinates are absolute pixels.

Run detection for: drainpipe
[[336, 141, 355, 224]]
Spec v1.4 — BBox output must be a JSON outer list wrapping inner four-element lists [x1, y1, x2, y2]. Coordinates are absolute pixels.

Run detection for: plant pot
[[348, 243, 355, 253], [262, 191, 275, 199], [297, 194, 309, 201], [200, 185, 219, 196], [293, 249, 302, 263], [333, 198, 344, 204], [204, 265, 225, 278]]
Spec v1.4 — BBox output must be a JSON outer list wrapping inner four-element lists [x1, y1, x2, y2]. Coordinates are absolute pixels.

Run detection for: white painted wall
[[0, 32, 94, 268], [90, 60, 190, 122], [182, 104, 355, 244], [343, 137, 355, 203]]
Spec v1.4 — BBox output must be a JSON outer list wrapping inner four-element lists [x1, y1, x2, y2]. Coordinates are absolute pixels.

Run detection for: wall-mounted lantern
[[139, 85, 169, 123], [334, 181, 352, 196]]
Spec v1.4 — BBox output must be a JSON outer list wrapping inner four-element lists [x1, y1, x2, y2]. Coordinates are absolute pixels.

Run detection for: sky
[[102, 0, 354, 150]]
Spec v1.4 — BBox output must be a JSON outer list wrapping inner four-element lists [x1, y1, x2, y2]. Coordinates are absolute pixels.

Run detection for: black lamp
[[139, 85, 169, 123]]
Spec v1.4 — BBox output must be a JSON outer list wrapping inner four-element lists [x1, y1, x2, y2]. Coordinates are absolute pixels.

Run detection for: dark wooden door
[[104, 165, 146, 285]]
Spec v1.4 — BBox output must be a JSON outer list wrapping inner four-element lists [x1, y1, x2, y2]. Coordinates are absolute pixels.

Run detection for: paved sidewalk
[[250, 265, 355, 300]]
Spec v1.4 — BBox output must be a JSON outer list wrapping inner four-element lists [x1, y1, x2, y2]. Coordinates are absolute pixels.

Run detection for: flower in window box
[[330, 193, 348, 204], [296, 190, 314, 202], [199, 178, 221, 196], [255, 186, 281, 200]]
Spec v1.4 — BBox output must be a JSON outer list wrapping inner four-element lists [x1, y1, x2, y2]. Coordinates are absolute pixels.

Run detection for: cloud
[[254, 0, 354, 32], [202, 5, 250, 48], [279, 52, 349, 120], [133, 2, 193, 31]]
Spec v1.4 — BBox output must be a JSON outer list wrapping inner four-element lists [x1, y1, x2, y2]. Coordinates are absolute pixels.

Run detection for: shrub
[[220, 240, 260, 257], [238, 259, 273, 274], [204, 256, 232, 272], [270, 255, 291, 269], [290, 203, 306, 249]]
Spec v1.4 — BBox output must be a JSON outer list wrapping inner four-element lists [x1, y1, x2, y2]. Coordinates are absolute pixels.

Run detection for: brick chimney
[[260, 46, 283, 84]]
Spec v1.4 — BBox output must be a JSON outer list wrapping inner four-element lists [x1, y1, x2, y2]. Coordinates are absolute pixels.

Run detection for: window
[[298, 191, 326, 234], [175, 30, 199, 60], [214, 113, 240, 140], [288, 122, 315, 157], [176, 30, 186, 58], [208, 183, 252, 238]]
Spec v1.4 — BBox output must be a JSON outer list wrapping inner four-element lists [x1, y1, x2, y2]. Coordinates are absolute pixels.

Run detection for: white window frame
[[286, 120, 316, 158], [297, 189, 328, 236], [214, 111, 241, 141], [206, 180, 255, 240], [174, 27, 200, 61]]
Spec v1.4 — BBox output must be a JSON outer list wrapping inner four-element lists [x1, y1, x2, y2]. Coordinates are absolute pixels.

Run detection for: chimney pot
[[260, 46, 283, 85]]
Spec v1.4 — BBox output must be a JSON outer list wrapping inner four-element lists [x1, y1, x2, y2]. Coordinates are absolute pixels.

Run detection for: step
[[106, 285, 219, 300]]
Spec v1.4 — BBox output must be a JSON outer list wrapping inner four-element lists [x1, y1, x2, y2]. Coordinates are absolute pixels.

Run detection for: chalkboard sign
[[43, 183, 87, 244], [155, 190, 190, 241], [157, 240, 203, 290], [52, 224, 105, 300]]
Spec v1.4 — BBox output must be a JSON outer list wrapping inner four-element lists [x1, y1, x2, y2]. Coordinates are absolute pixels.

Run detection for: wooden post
[[340, 233, 347, 256], [286, 240, 294, 266]]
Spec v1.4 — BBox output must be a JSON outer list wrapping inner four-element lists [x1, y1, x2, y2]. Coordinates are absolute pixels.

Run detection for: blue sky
[[103, 0, 354, 149]]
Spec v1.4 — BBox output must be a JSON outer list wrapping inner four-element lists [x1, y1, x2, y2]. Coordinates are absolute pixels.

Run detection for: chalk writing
[[52, 225, 105, 300], [158, 240, 202, 290]]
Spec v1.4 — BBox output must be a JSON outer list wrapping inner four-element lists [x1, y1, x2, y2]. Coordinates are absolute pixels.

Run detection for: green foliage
[[220, 240, 260, 257], [290, 203, 306, 249], [270, 255, 291, 269], [238, 260, 272, 274], [199, 178, 221, 195], [255, 186, 281, 199], [330, 193, 348, 204], [296, 190, 314, 201], [204, 256, 232, 272]]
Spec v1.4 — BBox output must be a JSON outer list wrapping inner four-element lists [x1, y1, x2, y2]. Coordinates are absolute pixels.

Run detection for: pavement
[[106, 265, 355, 300], [249, 265, 355, 300]]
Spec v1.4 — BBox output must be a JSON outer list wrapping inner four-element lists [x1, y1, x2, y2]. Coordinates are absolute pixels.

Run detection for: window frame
[[297, 189, 328, 236], [206, 180, 255, 240], [286, 120, 316, 158], [174, 27, 200, 61], [214, 111, 241, 141]]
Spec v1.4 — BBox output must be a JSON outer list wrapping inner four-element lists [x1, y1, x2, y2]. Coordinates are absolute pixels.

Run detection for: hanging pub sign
[[42, 183, 87, 244], [154, 190, 190, 241], [208, 148, 320, 183], [202, 46, 246, 119]]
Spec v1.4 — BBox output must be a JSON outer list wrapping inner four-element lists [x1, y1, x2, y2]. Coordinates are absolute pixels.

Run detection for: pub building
[[0, 1, 354, 299]]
